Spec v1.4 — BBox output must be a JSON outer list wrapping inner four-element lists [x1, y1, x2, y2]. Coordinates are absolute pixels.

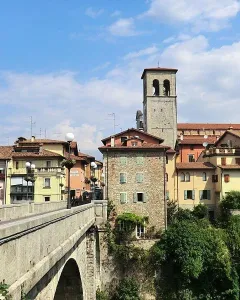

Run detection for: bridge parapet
[[0, 200, 68, 222]]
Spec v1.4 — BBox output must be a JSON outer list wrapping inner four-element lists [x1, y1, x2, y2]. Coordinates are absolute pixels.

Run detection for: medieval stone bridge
[[0, 200, 107, 300]]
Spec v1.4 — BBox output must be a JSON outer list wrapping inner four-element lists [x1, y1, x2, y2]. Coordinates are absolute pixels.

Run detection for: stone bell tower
[[141, 67, 178, 149]]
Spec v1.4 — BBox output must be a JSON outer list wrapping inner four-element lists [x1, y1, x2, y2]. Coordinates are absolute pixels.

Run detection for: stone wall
[[107, 150, 166, 230]]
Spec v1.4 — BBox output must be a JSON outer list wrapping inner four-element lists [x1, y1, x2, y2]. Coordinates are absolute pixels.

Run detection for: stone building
[[99, 128, 170, 232]]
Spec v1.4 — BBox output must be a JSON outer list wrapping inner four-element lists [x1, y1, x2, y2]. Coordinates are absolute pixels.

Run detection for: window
[[0, 168, 4, 174], [184, 190, 195, 200], [133, 192, 147, 203], [180, 172, 185, 182], [44, 196, 50, 202], [188, 154, 195, 162], [221, 157, 226, 165], [121, 136, 127, 144], [120, 156, 127, 165], [190, 145, 194, 150], [136, 173, 144, 183], [136, 156, 144, 165], [131, 142, 138, 147], [16, 161, 19, 169], [202, 172, 207, 181], [185, 172, 190, 182], [163, 79, 170, 96], [212, 175, 218, 182], [165, 173, 168, 182], [166, 191, 170, 200], [120, 192, 127, 204], [224, 174, 230, 183], [44, 178, 51, 188], [166, 155, 168, 164], [200, 190, 211, 200], [120, 173, 127, 184], [136, 224, 145, 238], [236, 158, 240, 165], [46, 161, 51, 167], [152, 79, 159, 96]]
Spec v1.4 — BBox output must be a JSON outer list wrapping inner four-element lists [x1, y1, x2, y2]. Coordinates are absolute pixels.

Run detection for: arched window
[[163, 79, 170, 96], [185, 172, 190, 182], [180, 172, 185, 182], [152, 79, 159, 96], [202, 172, 207, 181]]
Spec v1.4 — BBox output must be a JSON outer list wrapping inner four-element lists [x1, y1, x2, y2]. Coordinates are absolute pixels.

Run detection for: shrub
[[113, 278, 140, 300]]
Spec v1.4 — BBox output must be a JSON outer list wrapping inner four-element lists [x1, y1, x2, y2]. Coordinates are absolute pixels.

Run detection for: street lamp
[[90, 162, 97, 200], [65, 132, 74, 209], [25, 162, 35, 201]]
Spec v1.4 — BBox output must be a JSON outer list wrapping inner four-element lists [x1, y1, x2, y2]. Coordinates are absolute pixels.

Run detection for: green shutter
[[136, 173, 144, 183], [137, 156, 144, 165], [199, 190, 203, 200], [166, 191, 169, 200], [184, 190, 187, 200], [136, 173, 140, 183], [120, 173, 126, 183], [140, 173, 144, 183], [143, 193, 147, 203], [133, 193, 137, 203], [207, 190, 211, 200], [120, 156, 127, 165], [192, 190, 195, 200], [120, 193, 127, 204]]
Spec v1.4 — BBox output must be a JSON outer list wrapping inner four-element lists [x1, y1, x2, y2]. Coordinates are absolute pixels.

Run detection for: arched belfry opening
[[153, 79, 159, 96], [163, 79, 170, 96], [54, 259, 83, 300]]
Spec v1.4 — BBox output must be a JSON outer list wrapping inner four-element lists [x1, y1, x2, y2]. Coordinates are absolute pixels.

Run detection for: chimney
[[31, 136, 35, 142], [111, 136, 115, 147], [39, 143, 43, 153]]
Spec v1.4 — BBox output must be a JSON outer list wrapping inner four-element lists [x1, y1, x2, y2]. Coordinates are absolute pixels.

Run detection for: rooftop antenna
[[158, 61, 159, 68], [203, 142, 208, 148], [39, 128, 42, 139], [108, 113, 116, 134], [30, 116, 36, 138], [44, 129, 47, 138]]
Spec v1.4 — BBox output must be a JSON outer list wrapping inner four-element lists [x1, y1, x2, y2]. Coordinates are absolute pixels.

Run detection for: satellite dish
[[203, 142, 208, 147], [204, 135, 208, 139], [180, 135, 184, 141]]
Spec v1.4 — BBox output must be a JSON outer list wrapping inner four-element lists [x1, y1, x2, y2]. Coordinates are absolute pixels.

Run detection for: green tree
[[220, 191, 240, 222], [192, 204, 208, 219], [113, 278, 140, 300], [151, 219, 239, 299]]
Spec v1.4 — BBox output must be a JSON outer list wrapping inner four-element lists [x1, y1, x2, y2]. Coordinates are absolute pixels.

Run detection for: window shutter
[[133, 193, 137, 203], [192, 190, 195, 200], [136, 173, 140, 183], [120, 193, 127, 204], [120, 156, 127, 165], [137, 157, 144, 165], [166, 191, 169, 200], [207, 190, 211, 200], [140, 173, 144, 183], [184, 190, 187, 200], [120, 173, 126, 183], [199, 190, 203, 200], [143, 193, 148, 203]]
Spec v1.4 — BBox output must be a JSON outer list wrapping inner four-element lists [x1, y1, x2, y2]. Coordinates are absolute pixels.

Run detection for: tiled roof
[[178, 123, 240, 130], [68, 154, 86, 161], [99, 144, 169, 152], [166, 148, 176, 154], [78, 152, 94, 159], [176, 162, 215, 170], [0, 146, 13, 159], [101, 128, 164, 144], [12, 149, 63, 158], [141, 67, 178, 78], [19, 139, 66, 145], [179, 136, 216, 145], [220, 165, 240, 169]]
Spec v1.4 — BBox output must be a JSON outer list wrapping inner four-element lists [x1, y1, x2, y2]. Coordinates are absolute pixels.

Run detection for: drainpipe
[[163, 149, 167, 230], [106, 149, 109, 200], [176, 169, 179, 209], [4, 160, 8, 205]]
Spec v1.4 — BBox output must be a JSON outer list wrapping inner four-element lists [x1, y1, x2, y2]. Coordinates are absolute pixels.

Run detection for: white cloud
[[123, 46, 159, 60], [85, 7, 104, 18], [143, 0, 240, 32], [108, 18, 140, 36]]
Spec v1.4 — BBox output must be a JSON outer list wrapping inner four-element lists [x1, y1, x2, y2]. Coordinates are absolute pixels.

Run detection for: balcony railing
[[11, 167, 64, 175], [205, 148, 236, 155]]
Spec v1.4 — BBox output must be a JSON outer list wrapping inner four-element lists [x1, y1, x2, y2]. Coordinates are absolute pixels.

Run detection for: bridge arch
[[53, 258, 83, 300]]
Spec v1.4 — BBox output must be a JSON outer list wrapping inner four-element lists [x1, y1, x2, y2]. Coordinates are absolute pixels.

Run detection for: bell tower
[[141, 67, 178, 148]]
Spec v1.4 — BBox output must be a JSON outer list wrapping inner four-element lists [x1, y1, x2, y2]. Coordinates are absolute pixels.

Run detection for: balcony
[[205, 148, 236, 156], [11, 167, 64, 176]]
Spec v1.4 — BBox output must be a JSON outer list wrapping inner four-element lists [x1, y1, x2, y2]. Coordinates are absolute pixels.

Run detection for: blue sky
[[1, 0, 240, 157]]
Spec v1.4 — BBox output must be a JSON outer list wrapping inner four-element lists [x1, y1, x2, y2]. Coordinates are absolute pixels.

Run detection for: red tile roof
[[179, 136, 217, 145], [166, 148, 176, 154], [0, 146, 13, 159], [19, 139, 66, 145], [12, 149, 63, 158], [178, 123, 240, 130], [219, 165, 240, 170], [99, 144, 169, 153], [101, 128, 164, 144], [176, 162, 215, 170], [141, 67, 178, 79]]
